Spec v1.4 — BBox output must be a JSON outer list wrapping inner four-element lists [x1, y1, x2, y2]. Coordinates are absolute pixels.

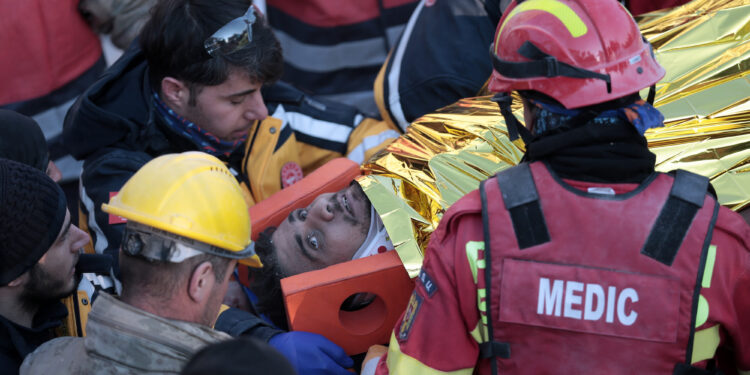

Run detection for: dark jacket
[[0, 303, 67, 375], [375, 0, 500, 131]]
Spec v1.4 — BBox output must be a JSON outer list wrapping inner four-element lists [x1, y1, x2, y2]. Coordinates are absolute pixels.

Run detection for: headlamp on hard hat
[[121, 221, 257, 263]]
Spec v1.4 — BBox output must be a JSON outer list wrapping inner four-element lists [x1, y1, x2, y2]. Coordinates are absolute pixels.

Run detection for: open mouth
[[339, 191, 356, 221]]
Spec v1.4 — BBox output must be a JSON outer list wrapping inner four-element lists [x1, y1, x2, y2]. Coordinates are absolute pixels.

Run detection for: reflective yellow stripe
[[691, 325, 721, 364], [695, 295, 709, 328], [702, 245, 717, 288], [466, 241, 488, 326], [386, 334, 474, 375], [478, 288, 487, 314], [469, 321, 488, 344], [695, 245, 717, 328], [465, 241, 485, 284], [496, 0, 588, 46]]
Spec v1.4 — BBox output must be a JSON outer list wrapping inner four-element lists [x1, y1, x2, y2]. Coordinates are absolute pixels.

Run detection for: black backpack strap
[[479, 179, 512, 375], [641, 170, 710, 266], [674, 362, 725, 375], [495, 164, 550, 249]]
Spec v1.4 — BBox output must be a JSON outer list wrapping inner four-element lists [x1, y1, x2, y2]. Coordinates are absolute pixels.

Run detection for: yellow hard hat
[[102, 152, 261, 267]]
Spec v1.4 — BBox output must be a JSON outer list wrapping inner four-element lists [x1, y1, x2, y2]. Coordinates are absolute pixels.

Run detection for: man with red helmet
[[362, 0, 750, 374]]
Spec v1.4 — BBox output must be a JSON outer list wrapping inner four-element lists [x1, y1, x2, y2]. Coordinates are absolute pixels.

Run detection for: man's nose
[[69, 225, 91, 253], [310, 199, 335, 222], [244, 92, 268, 121]]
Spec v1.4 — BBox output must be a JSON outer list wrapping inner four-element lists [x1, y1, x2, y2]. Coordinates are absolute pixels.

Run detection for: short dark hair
[[139, 0, 283, 92], [119, 251, 232, 300], [181, 337, 296, 375], [249, 226, 289, 330]]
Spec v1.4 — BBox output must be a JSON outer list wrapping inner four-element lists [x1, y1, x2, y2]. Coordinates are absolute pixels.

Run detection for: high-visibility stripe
[[80, 182, 109, 254], [385, 333, 474, 375], [386, 0, 426, 131], [374, 53, 397, 129], [274, 26, 406, 73], [695, 294, 709, 328], [271, 104, 352, 145], [347, 129, 401, 164], [466, 241, 488, 327], [496, 0, 588, 45], [696, 245, 717, 328], [691, 325, 720, 364], [701, 245, 717, 288], [469, 321, 488, 344], [465, 241, 485, 284]]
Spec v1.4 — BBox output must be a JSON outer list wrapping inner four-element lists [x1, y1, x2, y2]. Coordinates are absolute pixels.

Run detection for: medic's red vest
[[476, 162, 719, 374]]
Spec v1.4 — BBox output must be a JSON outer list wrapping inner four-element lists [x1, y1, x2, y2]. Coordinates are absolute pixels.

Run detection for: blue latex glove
[[269, 331, 353, 375]]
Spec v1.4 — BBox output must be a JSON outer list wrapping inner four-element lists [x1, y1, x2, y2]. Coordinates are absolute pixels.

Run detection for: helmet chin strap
[[491, 92, 533, 144], [647, 84, 656, 105]]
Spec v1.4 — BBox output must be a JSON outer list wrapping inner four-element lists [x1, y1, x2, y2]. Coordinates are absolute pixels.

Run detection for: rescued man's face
[[271, 183, 372, 276]]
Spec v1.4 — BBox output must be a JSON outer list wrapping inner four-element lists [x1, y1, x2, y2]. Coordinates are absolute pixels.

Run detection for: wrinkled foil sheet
[[359, 0, 750, 277]]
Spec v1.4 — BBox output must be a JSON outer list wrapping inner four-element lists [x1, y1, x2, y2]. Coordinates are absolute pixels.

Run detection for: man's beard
[[19, 263, 76, 312], [250, 227, 289, 330]]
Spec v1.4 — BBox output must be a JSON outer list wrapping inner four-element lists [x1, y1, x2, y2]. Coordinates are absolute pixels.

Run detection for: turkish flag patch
[[280, 162, 304, 188]]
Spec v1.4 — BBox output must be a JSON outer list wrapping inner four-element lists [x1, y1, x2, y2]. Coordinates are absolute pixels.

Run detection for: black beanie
[[0, 109, 49, 172], [0, 159, 67, 286]]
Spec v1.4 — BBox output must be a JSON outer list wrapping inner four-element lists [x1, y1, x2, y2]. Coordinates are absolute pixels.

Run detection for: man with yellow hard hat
[[21, 151, 353, 374], [20, 152, 267, 373]]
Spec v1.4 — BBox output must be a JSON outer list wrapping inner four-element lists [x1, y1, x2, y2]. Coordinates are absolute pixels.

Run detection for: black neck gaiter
[[524, 119, 656, 183]]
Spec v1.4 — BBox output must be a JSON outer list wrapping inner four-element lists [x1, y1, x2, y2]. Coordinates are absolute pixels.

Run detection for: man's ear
[[187, 261, 215, 304], [161, 77, 189, 111], [6, 272, 29, 288]]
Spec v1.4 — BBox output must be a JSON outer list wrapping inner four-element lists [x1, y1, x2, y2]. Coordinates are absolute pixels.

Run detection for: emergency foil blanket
[[358, 0, 750, 277]]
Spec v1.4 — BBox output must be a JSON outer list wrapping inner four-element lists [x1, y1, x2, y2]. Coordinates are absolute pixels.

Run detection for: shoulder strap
[[675, 199, 721, 374], [479, 179, 511, 375], [495, 163, 550, 249], [641, 170, 710, 266]]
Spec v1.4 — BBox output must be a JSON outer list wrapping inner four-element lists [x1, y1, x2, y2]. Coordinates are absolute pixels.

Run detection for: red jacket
[[0, 0, 102, 105], [376, 162, 750, 374]]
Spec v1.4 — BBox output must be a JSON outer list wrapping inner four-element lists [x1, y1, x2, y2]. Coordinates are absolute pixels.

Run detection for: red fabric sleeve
[[700, 207, 750, 373], [376, 191, 485, 374]]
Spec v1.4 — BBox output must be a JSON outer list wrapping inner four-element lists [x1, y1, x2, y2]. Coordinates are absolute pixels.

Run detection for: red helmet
[[489, 0, 664, 109]]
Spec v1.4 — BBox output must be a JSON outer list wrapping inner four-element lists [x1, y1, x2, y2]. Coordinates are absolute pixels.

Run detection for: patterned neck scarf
[[153, 92, 247, 157], [530, 98, 664, 136]]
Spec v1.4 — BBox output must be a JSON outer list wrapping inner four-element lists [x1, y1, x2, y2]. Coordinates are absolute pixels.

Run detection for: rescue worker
[[20, 152, 352, 374], [65, 0, 398, 269], [364, 0, 750, 373], [0, 159, 90, 375]]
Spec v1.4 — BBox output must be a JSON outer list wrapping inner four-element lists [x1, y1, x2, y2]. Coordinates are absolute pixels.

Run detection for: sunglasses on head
[[204, 5, 257, 57]]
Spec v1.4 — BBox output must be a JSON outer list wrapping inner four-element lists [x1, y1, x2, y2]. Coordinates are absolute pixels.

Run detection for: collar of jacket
[[83, 293, 230, 370], [0, 301, 66, 360]]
